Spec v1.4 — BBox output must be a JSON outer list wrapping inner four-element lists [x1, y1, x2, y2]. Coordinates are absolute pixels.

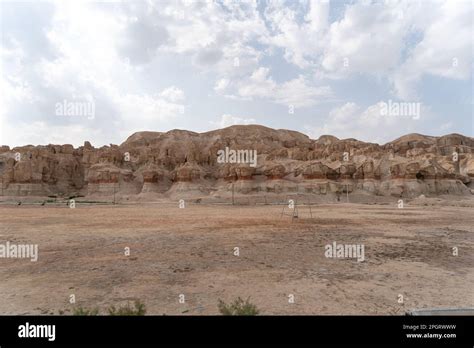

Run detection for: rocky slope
[[0, 125, 473, 201]]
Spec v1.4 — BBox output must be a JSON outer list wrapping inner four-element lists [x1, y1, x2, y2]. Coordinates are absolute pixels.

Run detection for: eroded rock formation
[[0, 125, 473, 200]]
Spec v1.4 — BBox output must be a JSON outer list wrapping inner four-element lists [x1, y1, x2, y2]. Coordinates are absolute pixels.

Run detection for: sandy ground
[[0, 201, 473, 315]]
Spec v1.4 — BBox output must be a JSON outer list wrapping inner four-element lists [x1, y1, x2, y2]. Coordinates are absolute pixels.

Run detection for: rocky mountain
[[0, 125, 473, 201]]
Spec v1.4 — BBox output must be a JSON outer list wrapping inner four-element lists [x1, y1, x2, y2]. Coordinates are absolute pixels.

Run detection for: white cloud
[[214, 78, 230, 93], [117, 91, 185, 123], [0, 1, 186, 146], [274, 75, 332, 108], [305, 101, 432, 144], [227, 67, 332, 108], [211, 114, 256, 128], [237, 67, 276, 99], [262, 0, 329, 68], [262, 0, 472, 100], [1, 121, 102, 147], [321, 1, 415, 76], [158, 0, 267, 76], [392, 0, 473, 99], [0, 0, 471, 147], [159, 86, 185, 102]]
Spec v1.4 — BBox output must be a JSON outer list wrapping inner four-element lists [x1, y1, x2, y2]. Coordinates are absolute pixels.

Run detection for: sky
[[0, 0, 473, 148]]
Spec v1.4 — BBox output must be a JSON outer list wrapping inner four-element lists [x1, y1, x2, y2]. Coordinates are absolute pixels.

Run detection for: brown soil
[[0, 201, 472, 315]]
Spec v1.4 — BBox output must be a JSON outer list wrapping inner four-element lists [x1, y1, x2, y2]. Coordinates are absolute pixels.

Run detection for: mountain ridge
[[0, 125, 473, 201]]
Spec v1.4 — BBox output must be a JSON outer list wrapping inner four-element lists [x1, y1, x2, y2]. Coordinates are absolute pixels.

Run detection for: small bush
[[107, 300, 146, 316], [218, 297, 259, 316], [72, 306, 99, 316]]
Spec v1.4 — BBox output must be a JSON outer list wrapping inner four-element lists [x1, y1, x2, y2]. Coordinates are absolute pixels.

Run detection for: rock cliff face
[[0, 126, 473, 200]]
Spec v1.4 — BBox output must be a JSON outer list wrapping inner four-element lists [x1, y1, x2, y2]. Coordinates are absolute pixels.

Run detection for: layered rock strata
[[0, 126, 472, 200]]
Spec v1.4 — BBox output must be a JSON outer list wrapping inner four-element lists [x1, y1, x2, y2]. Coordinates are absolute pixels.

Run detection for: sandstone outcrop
[[0, 126, 472, 200]]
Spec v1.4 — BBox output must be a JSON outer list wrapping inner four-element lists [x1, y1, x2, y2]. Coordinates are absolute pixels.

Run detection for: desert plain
[[0, 197, 472, 315]]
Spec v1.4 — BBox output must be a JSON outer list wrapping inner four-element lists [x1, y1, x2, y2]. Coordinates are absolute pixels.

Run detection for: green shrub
[[218, 297, 259, 316], [72, 306, 99, 316], [107, 300, 146, 316], [70, 300, 146, 316]]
